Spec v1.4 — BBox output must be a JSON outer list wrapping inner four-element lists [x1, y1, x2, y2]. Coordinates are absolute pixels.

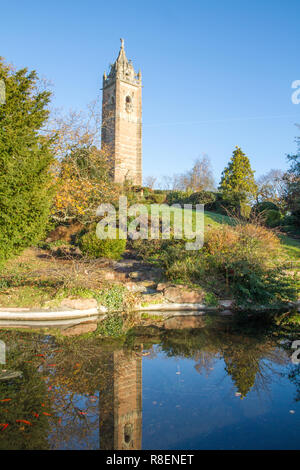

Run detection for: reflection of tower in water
[[99, 349, 142, 450]]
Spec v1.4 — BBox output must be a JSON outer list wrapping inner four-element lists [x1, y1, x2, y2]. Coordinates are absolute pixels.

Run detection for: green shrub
[[130, 238, 164, 260], [253, 201, 280, 213], [147, 193, 166, 204], [206, 192, 236, 215], [188, 191, 216, 206], [95, 285, 126, 311], [265, 209, 282, 227], [166, 191, 190, 205], [78, 229, 126, 259]]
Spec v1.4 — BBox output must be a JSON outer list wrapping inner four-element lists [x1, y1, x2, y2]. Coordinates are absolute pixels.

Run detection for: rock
[[128, 271, 143, 279], [124, 282, 147, 293], [139, 293, 165, 306], [101, 269, 127, 282], [163, 315, 205, 329], [141, 280, 157, 288], [60, 298, 98, 310], [156, 282, 168, 292], [128, 266, 162, 282], [219, 300, 234, 308], [220, 310, 233, 316], [0, 370, 23, 381], [164, 286, 204, 303], [61, 322, 98, 336], [102, 271, 116, 281]]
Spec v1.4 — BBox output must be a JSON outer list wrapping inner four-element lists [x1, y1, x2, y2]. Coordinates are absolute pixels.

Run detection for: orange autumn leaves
[[51, 146, 120, 224]]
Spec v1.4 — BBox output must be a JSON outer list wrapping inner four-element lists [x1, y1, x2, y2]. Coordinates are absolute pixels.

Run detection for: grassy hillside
[[168, 207, 300, 263], [205, 210, 300, 263]]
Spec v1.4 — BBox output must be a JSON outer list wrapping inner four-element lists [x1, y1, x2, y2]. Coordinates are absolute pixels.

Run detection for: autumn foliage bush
[[202, 224, 297, 304]]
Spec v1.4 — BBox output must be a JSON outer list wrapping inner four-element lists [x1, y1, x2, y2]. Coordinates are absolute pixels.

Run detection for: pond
[[0, 315, 299, 450]]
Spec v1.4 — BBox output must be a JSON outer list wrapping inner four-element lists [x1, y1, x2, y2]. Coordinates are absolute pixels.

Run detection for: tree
[[180, 155, 215, 192], [219, 146, 257, 215], [49, 106, 120, 224], [159, 155, 215, 192], [256, 169, 286, 209], [0, 58, 55, 262], [283, 136, 300, 225], [143, 175, 157, 189]]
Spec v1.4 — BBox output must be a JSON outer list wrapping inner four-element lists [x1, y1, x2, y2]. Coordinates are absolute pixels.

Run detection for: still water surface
[[0, 315, 299, 450]]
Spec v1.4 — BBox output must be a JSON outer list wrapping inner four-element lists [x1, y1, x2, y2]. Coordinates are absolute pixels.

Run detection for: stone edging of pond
[[0, 299, 298, 328]]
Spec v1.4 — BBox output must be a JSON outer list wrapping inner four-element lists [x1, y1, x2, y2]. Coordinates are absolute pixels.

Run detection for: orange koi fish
[[16, 420, 32, 426]]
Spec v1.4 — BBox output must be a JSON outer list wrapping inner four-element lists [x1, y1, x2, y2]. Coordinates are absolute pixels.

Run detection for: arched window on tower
[[125, 95, 132, 113]]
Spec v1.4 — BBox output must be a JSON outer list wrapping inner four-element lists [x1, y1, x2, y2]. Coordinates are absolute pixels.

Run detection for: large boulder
[[163, 285, 205, 303]]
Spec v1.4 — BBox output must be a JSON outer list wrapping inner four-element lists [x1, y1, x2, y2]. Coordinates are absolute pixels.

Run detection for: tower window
[[125, 95, 133, 113], [124, 423, 133, 444]]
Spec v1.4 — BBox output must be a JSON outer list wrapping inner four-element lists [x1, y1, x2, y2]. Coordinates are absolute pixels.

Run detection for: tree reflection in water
[[0, 315, 298, 450]]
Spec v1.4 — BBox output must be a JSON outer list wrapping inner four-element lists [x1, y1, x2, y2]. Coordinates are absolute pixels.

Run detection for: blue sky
[[1, 0, 300, 184]]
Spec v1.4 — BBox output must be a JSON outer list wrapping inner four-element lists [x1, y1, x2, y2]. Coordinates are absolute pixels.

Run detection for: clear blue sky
[[1, 0, 300, 184]]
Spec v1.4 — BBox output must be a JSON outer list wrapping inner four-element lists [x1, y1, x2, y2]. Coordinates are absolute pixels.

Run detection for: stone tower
[[101, 39, 142, 185]]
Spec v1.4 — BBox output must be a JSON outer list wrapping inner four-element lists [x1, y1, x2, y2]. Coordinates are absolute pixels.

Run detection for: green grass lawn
[[278, 234, 300, 262]]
